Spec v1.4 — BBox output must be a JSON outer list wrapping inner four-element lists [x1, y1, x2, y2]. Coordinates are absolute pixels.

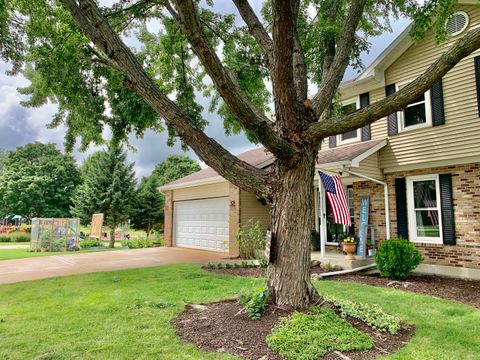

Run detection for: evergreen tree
[[71, 144, 136, 247]]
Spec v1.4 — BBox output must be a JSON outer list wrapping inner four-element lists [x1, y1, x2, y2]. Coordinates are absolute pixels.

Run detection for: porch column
[[318, 177, 327, 258]]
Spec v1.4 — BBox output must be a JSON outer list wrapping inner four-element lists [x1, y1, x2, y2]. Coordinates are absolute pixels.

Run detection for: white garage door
[[173, 197, 229, 251]]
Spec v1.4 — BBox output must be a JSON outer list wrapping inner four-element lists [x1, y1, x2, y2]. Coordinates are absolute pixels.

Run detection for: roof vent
[[445, 11, 469, 37]]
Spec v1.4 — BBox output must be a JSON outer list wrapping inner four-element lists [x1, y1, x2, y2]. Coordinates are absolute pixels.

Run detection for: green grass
[[0, 265, 479, 359], [0, 242, 29, 246], [267, 307, 374, 360], [0, 247, 122, 261]]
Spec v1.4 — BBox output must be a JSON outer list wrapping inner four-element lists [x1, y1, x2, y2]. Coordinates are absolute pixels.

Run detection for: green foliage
[[236, 219, 266, 259], [266, 307, 374, 360], [237, 285, 269, 320], [130, 176, 164, 236], [259, 259, 268, 268], [126, 299, 174, 310], [121, 238, 154, 249], [79, 239, 103, 249], [375, 238, 423, 280], [71, 143, 136, 247], [410, 0, 458, 44], [0, 232, 30, 243], [151, 154, 200, 187], [0, 143, 80, 219], [323, 295, 401, 334]]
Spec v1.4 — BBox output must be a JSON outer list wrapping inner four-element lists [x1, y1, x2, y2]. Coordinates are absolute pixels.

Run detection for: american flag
[[319, 171, 352, 227]]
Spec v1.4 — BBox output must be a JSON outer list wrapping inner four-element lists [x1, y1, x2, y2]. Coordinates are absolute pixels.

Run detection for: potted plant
[[342, 236, 357, 260]]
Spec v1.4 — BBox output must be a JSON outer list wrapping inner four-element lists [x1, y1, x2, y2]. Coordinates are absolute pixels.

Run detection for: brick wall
[[385, 162, 480, 269]]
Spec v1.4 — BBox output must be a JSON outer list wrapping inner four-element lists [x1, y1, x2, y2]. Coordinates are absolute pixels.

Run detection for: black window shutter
[[439, 174, 456, 245], [395, 178, 408, 239], [475, 56, 480, 117], [431, 78, 445, 126], [360, 92, 371, 141], [385, 84, 398, 136], [329, 136, 337, 148]]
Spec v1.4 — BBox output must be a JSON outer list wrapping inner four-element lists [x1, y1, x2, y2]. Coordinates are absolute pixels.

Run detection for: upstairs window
[[397, 81, 432, 132], [337, 98, 360, 145]]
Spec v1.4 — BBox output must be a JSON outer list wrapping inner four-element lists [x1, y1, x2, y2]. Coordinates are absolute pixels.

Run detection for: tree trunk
[[109, 227, 115, 248], [266, 148, 319, 309]]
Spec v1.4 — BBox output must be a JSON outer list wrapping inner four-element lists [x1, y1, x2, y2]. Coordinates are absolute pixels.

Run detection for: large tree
[[0, 143, 80, 219], [2, 0, 480, 307], [131, 154, 200, 237], [71, 143, 136, 247]]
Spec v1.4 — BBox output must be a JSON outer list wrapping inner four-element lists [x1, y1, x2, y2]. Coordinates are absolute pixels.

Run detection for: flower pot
[[343, 243, 357, 260]]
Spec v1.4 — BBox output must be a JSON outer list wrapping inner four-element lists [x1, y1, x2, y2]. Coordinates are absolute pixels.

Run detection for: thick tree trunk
[[109, 227, 115, 248], [266, 148, 319, 308]]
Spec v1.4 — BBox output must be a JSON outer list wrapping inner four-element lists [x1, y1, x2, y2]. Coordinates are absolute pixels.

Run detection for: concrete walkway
[[0, 247, 226, 285]]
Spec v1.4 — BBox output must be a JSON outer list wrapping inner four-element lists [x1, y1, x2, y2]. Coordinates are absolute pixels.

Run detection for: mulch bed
[[206, 267, 480, 309], [174, 300, 413, 360]]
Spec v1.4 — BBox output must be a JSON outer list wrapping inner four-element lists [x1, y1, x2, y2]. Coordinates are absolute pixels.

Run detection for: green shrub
[[266, 308, 374, 360], [324, 295, 401, 334], [259, 259, 268, 268], [121, 238, 153, 249], [79, 239, 103, 248], [11, 233, 30, 242], [236, 219, 266, 259], [375, 238, 423, 280], [237, 286, 269, 320], [0, 235, 11, 242]]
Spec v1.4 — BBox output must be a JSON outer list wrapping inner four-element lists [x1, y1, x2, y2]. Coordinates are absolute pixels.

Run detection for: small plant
[[241, 261, 249, 269], [233, 263, 241, 269], [375, 238, 423, 280], [342, 236, 356, 244], [127, 299, 174, 310], [236, 219, 266, 259], [237, 286, 269, 320], [225, 263, 232, 269], [121, 237, 153, 249], [79, 239, 102, 248], [324, 295, 401, 334], [259, 259, 268, 268]]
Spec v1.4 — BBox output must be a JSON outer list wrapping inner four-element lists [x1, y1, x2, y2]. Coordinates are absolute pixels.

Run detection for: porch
[[311, 251, 375, 270]]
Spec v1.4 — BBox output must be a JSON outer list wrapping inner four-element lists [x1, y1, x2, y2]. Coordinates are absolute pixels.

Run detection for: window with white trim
[[406, 175, 442, 244], [397, 81, 432, 132], [337, 97, 360, 145]]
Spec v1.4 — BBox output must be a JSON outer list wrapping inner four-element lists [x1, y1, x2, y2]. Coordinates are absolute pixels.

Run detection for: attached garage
[[173, 197, 229, 251]]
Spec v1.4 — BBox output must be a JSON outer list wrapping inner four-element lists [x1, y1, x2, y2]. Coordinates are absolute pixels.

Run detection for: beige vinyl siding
[[172, 182, 229, 201], [379, 4, 480, 169], [369, 87, 388, 140], [357, 152, 383, 180], [239, 190, 270, 230]]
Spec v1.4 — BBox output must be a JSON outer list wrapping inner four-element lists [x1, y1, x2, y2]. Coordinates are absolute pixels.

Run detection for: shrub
[[79, 239, 103, 248], [11, 233, 30, 242], [121, 238, 153, 249], [266, 308, 374, 360], [375, 238, 423, 280], [237, 286, 269, 320], [323, 295, 401, 334], [0, 235, 11, 242], [236, 219, 266, 259]]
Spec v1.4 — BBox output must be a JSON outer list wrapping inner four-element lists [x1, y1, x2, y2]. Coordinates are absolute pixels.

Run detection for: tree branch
[[169, 0, 297, 163], [311, 0, 367, 117], [60, 0, 269, 197], [232, 0, 274, 69], [292, 1, 307, 102], [305, 26, 480, 143], [271, 0, 299, 135]]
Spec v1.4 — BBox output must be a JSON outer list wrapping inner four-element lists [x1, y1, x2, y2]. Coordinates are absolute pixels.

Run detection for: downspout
[[344, 169, 391, 240]]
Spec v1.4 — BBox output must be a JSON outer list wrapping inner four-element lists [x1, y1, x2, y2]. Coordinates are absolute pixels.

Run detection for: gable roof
[[316, 139, 386, 168], [160, 147, 273, 190]]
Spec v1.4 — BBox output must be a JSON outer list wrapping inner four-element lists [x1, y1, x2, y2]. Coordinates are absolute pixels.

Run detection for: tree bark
[[109, 227, 115, 248], [266, 148, 318, 308]]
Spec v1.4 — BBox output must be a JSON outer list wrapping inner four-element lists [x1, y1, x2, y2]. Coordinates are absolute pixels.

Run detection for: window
[[337, 98, 360, 145], [397, 81, 432, 132], [347, 186, 355, 236], [407, 175, 442, 244]]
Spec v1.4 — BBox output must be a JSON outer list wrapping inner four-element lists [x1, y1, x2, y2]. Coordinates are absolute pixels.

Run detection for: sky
[[0, 2, 410, 179]]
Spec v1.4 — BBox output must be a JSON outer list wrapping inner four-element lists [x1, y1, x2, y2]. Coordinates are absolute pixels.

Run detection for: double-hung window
[[337, 98, 360, 145], [406, 175, 442, 244], [397, 81, 432, 132]]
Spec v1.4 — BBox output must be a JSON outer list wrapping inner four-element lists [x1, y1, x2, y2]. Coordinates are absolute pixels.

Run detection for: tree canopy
[[1, 0, 479, 307], [0, 143, 80, 219]]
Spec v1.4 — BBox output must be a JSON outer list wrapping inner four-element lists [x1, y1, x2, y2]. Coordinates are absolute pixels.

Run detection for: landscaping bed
[[207, 266, 480, 309], [174, 300, 413, 360]]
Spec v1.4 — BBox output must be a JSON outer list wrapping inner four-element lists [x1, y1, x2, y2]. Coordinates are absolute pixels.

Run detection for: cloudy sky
[[0, 2, 410, 178]]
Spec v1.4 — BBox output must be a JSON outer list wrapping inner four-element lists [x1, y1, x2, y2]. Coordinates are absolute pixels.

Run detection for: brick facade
[[353, 163, 480, 269]]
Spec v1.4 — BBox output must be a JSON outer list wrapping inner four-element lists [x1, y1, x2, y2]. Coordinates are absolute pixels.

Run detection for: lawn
[[0, 247, 121, 261], [0, 265, 479, 360]]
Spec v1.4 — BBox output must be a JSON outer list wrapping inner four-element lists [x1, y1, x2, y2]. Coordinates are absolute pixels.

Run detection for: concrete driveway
[[0, 247, 225, 285]]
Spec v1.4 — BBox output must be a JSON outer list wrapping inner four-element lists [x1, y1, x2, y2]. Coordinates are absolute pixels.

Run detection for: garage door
[[173, 197, 229, 251]]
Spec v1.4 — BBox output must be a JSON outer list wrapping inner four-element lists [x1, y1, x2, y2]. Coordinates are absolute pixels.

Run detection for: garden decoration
[[30, 218, 81, 252], [342, 236, 357, 260]]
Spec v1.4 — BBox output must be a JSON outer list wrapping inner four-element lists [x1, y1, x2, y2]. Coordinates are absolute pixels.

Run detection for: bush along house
[[161, 2, 480, 279]]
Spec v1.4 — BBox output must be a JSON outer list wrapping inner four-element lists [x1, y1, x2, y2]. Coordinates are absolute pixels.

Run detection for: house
[[161, 2, 480, 279]]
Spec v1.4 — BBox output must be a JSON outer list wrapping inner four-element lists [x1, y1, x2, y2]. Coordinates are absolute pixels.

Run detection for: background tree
[[2, 0, 480, 307], [0, 143, 80, 219], [71, 143, 136, 247], [130, 154, 199, 237], [0, 149, 7, 174]]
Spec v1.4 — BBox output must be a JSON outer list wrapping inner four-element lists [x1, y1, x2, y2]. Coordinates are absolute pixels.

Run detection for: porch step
[[311, 251, 375, 270]]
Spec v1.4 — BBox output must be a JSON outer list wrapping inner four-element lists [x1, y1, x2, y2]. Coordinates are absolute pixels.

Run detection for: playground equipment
[[30, 218, 81, 252], [88, 213, 129, 241]]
